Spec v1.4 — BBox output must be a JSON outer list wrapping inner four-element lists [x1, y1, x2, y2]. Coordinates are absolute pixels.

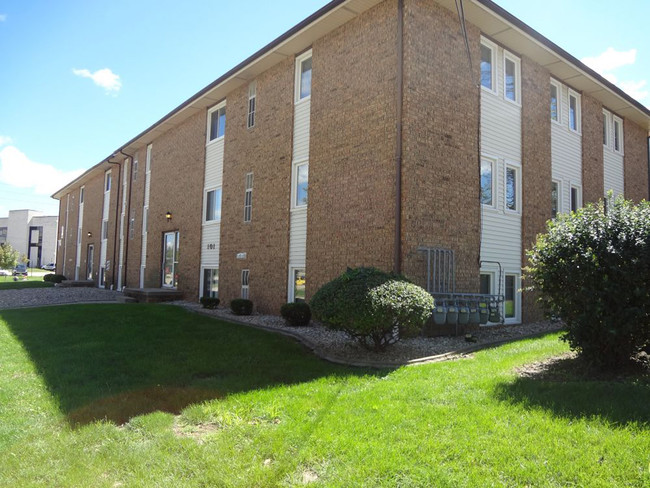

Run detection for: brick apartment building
[[53, 0, 650, 323]]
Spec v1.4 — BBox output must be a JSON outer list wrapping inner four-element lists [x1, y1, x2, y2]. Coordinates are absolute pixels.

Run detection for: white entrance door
[[162, 231, 179, 288]]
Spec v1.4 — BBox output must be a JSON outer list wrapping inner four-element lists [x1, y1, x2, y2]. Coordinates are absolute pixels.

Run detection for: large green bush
[[310, 267, 433, 351], [526, 196, 650, 369]]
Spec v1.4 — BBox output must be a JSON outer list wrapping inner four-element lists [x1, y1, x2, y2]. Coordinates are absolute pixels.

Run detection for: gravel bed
[[172, 301, 563, 367], [0, 286, 121, 309]]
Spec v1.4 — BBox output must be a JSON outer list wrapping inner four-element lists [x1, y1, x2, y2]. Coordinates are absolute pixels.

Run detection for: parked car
[[42, 263, 56, 271], [13, 264, 28, 276], [0, 269, 10, 276]]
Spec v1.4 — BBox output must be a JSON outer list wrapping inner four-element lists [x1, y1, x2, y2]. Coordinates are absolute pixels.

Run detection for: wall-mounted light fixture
[[165, 211, 172, 222], [87, 231, 92, 238]]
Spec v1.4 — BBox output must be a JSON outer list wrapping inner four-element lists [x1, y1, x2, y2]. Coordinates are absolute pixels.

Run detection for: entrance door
[[86, 244, 94, 280], [162, 231, 179, 288]]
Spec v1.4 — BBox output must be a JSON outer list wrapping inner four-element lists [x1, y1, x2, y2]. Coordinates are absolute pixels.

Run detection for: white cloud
[[0, 145, 83, 195], [0, 136, 12, 146], [581, 47, 648, 103], [0, 14, 6, 22], [72, 67, 122, 93]]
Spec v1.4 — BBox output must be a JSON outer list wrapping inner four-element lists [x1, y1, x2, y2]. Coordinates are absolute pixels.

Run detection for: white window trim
[[480, 157, 497, 209], [288, 266, 306, 303], [247, 81, 256, 129], [292, 160, 309, 209], [479, 270, 495, 296], [206, 101, 226, 145], [241, 269, 250, 299], [503, 51, 521, 106], [480, 38, 497, 95], [570, 183, 582, 212], [104, 170, 112, 193], [568, 89, 582, 134], [550, 79, 562, 125], [200, 266, 219, 299], [203, 186, 222, 224], [551, 179, 562, 218], [244, 172, 253, 223], [295, 50, 313, 104], [612, 114, 624, 155], [504, 161, 522, 214], [602, 109, 611, 149], [503, 273, 521, 324]]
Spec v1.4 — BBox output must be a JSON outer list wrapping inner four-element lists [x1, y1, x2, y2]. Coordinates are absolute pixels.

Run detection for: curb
[[183, 305, 564, 369]]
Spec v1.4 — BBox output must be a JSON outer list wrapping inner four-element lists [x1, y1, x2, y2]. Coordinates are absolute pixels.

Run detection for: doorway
[[162, 231, 179, 288], [86, 244, 94, 280]]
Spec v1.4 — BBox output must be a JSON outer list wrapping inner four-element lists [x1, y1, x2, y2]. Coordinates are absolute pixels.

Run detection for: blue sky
[[0, 0, 647, 218]]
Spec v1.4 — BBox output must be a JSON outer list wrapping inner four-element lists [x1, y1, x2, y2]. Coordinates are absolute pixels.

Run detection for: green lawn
[[0, 276, 54, 289], [0, 304, 648, 487]]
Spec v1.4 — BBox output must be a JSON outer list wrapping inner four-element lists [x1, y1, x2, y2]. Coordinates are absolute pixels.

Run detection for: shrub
[[280, 302, 311, 326], [526, 196, 650, 369], [200, 296, 220, 309], [310, 267, 433, 351], [230, 298, 253, 316], [44, 274, 67, 284]]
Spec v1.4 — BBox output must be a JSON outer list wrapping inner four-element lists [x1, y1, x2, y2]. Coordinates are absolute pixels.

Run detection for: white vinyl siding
[[551, 80, 582, 215], [99, 170, 111, 288], [480, 37, 522, 322], [140, 144, 152, 288], [288, 52, 311, 299], [200, 106, 226, 297]]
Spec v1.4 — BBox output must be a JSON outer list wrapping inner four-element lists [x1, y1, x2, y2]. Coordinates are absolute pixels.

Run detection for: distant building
[[0, 209, 58, 268]]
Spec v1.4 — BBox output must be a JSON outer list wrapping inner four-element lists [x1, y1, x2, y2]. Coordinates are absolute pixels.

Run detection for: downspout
[[106, 156, 122, 290], [394, 0, 404, 275], [120, 149, 135, 289]]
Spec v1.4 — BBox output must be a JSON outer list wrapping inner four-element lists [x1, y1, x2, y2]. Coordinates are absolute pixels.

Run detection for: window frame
[[602, 109, 611, 148], [289, 267, 306, 303], [504, 273, 521, 323], [568, 89, 581, 134], [480, 157, 496, 208], [202, 267, 219, 299], [612, 115, 624, 154], [504, 161, 521, 214], [243, 172, 253, 223], [293, 161, 309, 209], [206, 101, 227, 144], [295, 50, 313, 103], [550, 79, 562, 124], [104, 171, 111, 193], [570, 184, 582, 213], [551, 179, 561, 219], [479, 271, 494, 296], [241, 269, 250, 299], [247, 81, 256, 129], [479, 38, 497, 94], [503, 51, 521, 105], [204, 187, 223, 223]]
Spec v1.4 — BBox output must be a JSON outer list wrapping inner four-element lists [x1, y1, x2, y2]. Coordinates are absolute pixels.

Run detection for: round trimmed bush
[[44, 274, 67, 284], [230, 298, 253, 316], [310, 267, 433, 351], [280, 302, 311, 326], [200, 296, 220, 309], [526, 196, 650, 369]]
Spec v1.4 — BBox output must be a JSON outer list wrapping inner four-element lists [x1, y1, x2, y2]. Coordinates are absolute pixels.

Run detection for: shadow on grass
[[1, 304, 382, 427], [494, 354, 650, 426]]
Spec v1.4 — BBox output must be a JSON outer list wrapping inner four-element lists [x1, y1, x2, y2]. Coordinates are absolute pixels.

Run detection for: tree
[[0, 244, 20, 277], [526, 196, 650, 369]]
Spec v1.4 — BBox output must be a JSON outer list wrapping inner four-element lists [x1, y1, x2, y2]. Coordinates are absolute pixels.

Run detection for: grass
[[0, 304, 649, 487], [0, 275, 53, 289]]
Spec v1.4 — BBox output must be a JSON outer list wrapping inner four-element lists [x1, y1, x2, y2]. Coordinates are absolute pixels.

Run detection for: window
[[205, 188, 222, 222], [244, 172, 253, 222], [293, 268, 306, 302], [603, 110, 610, 147], [133, 159, 138, 181], [105, 172, 111, 192], [0, 227, 7, 244], [551, 180, 560, 218], [480, 42, 494, 91], [479, 273, 492, 295], [480, 159, 494, 206], [241, 269, 250, 299], [294, 164, 308, 207], [568, 91, 580, 132], [613, 115, 623, 153], [129, 210, 135, 240], [101, 220, 109, 240], [505, 165, 519, 212], [203, 268, 219, 298], [247, 82, 256, 129], [295, 51, 312, 102], [505, 275, 517, 320], [80, 186, 85, 204], [570, 185, 581, 212], [550, 81, 560, 122], [208, 105, 226, 142], [504, 52, 520, 103]]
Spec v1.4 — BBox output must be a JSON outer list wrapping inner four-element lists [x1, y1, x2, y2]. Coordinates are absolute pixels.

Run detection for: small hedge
[[200, 296, 220, 309], [280, 302, 311, 326], [310, 267, 433, 351], [230, 298, 253, 316], [44, 274, 67, 284]]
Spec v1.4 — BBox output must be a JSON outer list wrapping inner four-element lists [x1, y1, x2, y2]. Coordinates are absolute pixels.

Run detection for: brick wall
[[624, 119, 649, 202], [80, 172, 106, 284], [307, 0, 398, 297], [520, 56, 552, 323], [124, 148, 146, 289], [145, 112, 206, 298], [582, 94, 604, 204], [219, 58, 295, 314], [401, 0, 481, 292]]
